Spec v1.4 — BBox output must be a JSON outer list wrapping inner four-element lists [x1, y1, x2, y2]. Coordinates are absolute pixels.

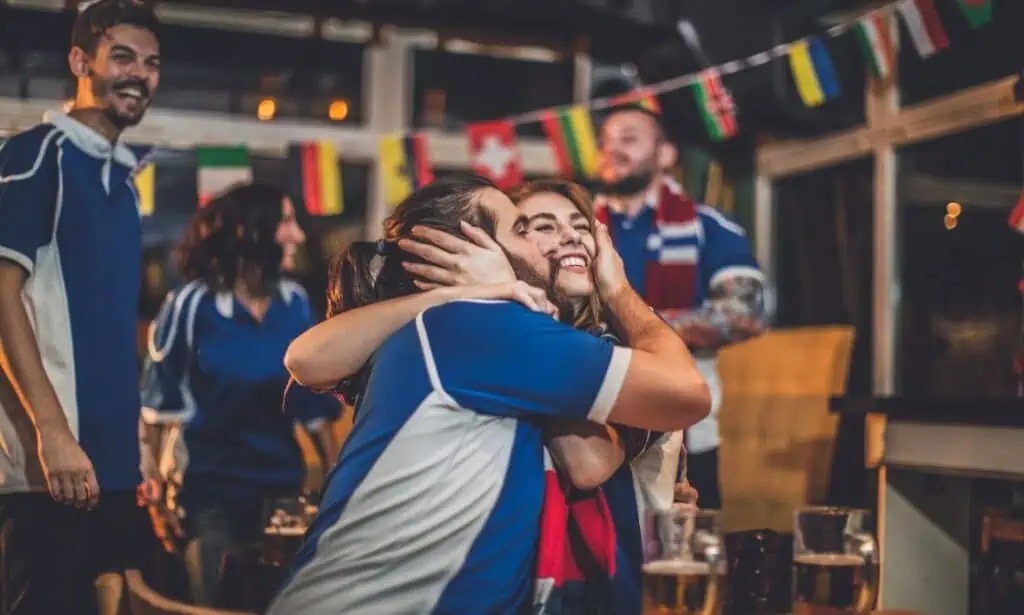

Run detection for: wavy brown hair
[[508, 178, 605, 334]]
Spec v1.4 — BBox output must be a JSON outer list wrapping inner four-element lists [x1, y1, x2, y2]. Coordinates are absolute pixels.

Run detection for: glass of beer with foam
[[792, 507, 878, 614], [642, 506, 726, 615]]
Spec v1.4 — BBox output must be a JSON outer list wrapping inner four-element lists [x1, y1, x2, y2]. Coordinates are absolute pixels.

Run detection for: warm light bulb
[[328, 100, 349, 121], [943, 214, 958, 230], [257, 98, 276, 121], [946, 201, 961, 217]]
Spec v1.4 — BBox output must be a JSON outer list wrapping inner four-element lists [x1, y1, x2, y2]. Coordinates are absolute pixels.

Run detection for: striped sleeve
[[0, 127, 61, 274]]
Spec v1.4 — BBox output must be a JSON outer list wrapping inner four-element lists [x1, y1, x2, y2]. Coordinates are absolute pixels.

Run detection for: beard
[[599, 159, 657, 197], [504, 250, 577, 323], [91, 74, 151, 129]]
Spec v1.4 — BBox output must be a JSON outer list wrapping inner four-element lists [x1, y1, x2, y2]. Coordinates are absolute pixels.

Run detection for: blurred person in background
[[139, 183, 341, 607], [0, 2, 162, 613], [596, 104, 768, 510]]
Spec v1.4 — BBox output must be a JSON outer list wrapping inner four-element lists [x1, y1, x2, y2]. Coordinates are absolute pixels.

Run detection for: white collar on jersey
[[42, 111, 138, 169]]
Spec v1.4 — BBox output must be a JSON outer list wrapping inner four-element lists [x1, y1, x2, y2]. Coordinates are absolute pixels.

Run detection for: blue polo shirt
[[606, 204, 760, 306], [141, 279, 340, 506], [0, 113, 144, 494], [269, 300, 632, 615]]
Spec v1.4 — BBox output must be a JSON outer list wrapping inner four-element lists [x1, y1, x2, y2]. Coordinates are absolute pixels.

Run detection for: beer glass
[[643, 507, 727, 615], [792, 507, 878, 614]]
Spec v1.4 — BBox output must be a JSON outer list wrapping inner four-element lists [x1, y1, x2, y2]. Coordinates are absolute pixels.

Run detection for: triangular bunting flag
[[288, 142, 343, 216], [197, 146, 252, 206], [467, 120, 523, 190], [898, 0, 950, 58], [692, 69, 738, 141], [855, 13, 896, 80], [540, 106, 599, 178]]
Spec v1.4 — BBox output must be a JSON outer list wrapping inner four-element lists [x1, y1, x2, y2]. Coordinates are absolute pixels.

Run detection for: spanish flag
[[288, 142, 343, 216], [378, 133, 433, 207], [540, 106, 599, 179], [788, 37, 841, 108], [133, 163, 155, 216]]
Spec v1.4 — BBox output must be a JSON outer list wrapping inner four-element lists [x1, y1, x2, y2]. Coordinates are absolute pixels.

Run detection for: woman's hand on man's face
[[398, 221, 516, 288]]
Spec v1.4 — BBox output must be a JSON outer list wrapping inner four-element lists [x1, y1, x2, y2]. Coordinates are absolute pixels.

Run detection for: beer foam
[[643, 560, 713, 575], [794, 553, 866, 566]]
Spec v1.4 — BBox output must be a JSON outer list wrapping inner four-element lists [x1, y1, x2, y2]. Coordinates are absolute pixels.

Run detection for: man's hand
[[675, 480, 699, 507], [398, 221, 516, 288], [38, 426, 99, 508], [592, 222, 630, 300]]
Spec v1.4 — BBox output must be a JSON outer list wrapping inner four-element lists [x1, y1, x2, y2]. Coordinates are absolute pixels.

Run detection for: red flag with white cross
[[467, 120, 523, 190]]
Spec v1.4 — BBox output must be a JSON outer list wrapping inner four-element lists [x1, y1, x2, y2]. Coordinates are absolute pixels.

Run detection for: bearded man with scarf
[[595, 104, 767, 514]]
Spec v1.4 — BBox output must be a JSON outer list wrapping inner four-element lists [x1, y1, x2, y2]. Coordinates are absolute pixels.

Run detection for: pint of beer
[[643, 507, 726, 615], [792, 507, 878, 615]]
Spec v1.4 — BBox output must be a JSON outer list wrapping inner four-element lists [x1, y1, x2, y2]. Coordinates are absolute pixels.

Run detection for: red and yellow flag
[[288, 142, 343, 216]]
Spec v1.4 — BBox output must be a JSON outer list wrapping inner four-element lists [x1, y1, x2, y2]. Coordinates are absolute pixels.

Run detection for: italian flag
[[197, 146, 252, 206], [540, 106, 599, 178], [956, 0, 992, 29], [854, 13, 896, 80], [692, 69, 737, 141], [897, 0, 949, 59]]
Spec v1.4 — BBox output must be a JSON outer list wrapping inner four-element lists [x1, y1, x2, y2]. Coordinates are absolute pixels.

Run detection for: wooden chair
[[716, 326, 856, 533], [977, 508, 1024, 614], [124, 570, 256, 615]]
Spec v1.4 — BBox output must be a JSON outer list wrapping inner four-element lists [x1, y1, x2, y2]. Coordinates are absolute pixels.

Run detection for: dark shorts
[[0, 490, 149, 615]]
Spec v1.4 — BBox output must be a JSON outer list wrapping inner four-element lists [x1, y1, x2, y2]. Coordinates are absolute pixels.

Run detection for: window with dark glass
[[2, 7, 365, 124], [411, 49, 574, 138], [897, 120, 1023, 396]]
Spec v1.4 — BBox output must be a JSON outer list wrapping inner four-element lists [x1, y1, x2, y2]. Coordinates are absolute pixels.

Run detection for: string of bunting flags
[[133, 0, 993, 216]]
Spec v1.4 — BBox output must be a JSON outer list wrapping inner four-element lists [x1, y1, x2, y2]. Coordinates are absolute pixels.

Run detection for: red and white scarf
[[594, 178, 700, 313]]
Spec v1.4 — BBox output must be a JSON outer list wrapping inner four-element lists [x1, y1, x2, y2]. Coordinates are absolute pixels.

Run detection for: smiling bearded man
[[0, 2, 163, 614]]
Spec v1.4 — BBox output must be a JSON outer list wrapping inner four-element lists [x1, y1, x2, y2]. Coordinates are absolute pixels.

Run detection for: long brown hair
[[508, 178, 605, 334]]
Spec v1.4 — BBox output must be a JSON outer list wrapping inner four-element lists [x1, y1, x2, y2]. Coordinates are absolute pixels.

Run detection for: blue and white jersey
[[269, 299, 631, 615], [605, 178, 762, 454], [141, 279, 340, 504], [0, 113, 144, 494]]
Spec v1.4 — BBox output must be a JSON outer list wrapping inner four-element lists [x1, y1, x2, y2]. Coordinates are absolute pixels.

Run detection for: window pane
[[897, 120, 1023, 396], [898, 1, 1021, 105], [5, 8, 365, 124], [411, 50, 573, 138], [773, 158, 875, 396]]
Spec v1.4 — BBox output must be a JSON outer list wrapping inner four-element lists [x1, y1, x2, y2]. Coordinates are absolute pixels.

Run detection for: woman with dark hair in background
[[139, 182, 341, 607]]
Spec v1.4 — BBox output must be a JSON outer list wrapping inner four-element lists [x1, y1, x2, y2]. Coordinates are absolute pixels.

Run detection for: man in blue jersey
[[0, 2, 161, 614], [594, 104, 767, 612], [270, 175, 711, 614]]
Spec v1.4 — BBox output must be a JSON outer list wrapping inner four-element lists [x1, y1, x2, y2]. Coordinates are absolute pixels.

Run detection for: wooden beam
[[758, 74, 1023, 179], [901, 174, 1023, 208], [887, 74, 1023, 148]]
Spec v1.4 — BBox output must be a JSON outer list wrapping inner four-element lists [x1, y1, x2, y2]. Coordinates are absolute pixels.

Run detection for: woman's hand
[[592, 222, 630, 300], [454, 281, 558, 319], [398, 221, 515, 288]]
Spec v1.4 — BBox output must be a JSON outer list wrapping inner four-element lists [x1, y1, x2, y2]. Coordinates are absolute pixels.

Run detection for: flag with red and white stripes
[[897, 0, 950, 58]]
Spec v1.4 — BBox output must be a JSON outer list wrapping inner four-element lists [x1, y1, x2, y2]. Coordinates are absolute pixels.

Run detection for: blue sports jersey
[[141, 279, 340, 504], [0, 113, 144, 493], [269, 299, 632, 615], [607, 204, 760, 306]]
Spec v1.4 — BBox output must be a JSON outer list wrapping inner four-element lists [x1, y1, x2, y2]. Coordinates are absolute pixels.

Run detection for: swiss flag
[[467, 120, 523, 190]]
